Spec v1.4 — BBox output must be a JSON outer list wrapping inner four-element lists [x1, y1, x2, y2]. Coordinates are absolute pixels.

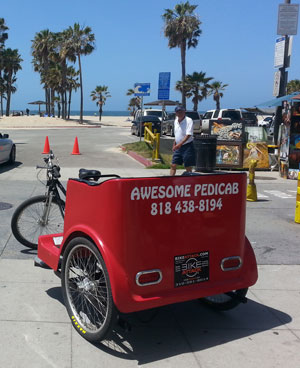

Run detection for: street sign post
[[158, 72, 171, 100], [273, 71, 281, 97], [134, 83, 150, 96], [277, 3, 299, 35], [134, 83, 151, 142], [274, 36, 286, 68]]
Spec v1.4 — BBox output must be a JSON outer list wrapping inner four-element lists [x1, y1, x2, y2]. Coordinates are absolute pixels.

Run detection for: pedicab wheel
[[61, 237, 117, 342], [200, 288, 248, 311]]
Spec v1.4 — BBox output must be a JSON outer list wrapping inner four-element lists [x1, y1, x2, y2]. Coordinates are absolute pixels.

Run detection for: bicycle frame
[[38, 152, 66, 224]]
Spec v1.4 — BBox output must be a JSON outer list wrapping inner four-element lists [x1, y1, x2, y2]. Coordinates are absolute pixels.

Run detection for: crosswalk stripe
[[264, 190, 294, 199], [257, 193, 269, 198]]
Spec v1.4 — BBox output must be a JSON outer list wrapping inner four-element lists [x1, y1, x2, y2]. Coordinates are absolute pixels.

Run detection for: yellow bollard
[[247, 159, 258, 202], [295, 172, 300, 224]]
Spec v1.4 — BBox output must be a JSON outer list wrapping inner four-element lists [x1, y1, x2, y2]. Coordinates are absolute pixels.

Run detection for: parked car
[[0, 133, 16, 164], [202, 109, 244, 132], [241, 111, 258, 126], [131, 115, 161, 136], [134, 109, 167, 122], [258, 116, 273, 127], [162, 111, 202, 136]]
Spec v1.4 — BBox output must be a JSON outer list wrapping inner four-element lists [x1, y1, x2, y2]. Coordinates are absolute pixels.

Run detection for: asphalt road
[[0, 126, 299, 265]]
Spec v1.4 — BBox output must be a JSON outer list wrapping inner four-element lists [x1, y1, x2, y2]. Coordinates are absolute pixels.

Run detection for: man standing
[[170, 106, 195, 176]]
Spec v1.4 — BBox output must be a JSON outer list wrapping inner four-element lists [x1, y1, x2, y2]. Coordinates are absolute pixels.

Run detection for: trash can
[[193, 134, 217, 172]]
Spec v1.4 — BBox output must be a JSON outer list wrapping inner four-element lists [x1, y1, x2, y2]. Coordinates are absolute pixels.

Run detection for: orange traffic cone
[[71, 136, 81, 155], [42, 136, 50, 154]]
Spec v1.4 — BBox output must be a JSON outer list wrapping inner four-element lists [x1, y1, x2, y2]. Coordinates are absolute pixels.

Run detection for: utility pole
[[278, 0, 291, 97], [274, 0, 292, 144]]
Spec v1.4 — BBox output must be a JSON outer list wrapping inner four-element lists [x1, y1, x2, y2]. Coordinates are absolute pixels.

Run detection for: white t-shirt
[[174, 116, 194, 145]]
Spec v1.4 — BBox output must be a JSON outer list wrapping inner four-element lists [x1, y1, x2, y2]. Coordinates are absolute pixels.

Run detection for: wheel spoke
[[65, 244, 110, 334], [13, 197, 64, 247]]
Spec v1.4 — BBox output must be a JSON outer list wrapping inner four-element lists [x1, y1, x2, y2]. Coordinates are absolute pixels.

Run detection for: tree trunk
[[51, 89, 55, 116], [64, 91, 67, 119], [0, 94, 3, 116], [61, 92, 65, 119], [5, 71, 12, 116], [58, 102, 61, 118], [46, 88, 50, 115], [180, 41, 186, 108], [78, 53, 83, 124], [68, 89, 72, 120]]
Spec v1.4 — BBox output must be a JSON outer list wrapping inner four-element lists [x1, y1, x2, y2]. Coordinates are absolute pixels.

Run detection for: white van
[[202, 109, 243, 132], [134, 109, 167, 122]]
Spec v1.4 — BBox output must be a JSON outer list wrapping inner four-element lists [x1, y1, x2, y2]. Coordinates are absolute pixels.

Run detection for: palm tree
[[0, 18, 8, 49], [0, 18, 8, 116], [55, 30, 76, 119], [91, 85, 111, 121], [66, 23, 95, 123], [162, 2, 201, 108], [2, 48, 22, 116], [287, 79, 300, 94], [209, 81, 228, 110], [66, 66, 80, 119], [31, 29, 55, 115], [126, 88, 141, 113], [185, 72, 213, 111]]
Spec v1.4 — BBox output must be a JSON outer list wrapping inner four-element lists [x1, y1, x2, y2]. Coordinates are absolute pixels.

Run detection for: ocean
[[29, 110, 129, 117]]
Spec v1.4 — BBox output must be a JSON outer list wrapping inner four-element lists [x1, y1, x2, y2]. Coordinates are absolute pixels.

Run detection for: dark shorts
[[172, 142, 195, 167]]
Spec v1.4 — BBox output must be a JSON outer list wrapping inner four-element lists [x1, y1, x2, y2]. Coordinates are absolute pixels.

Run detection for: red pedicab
[[38, 171, 258, 342]]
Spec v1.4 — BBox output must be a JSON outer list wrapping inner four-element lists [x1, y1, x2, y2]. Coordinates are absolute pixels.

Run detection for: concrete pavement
[[0, 122, 299, 366], [0, 259, 299, 367], [0, 167, 300, 367]]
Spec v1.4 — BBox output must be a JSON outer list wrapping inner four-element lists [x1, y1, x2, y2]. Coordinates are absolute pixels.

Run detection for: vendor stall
[[209, 120, 269, 169], [209, 120, 244, 168], [279, 101, 300, 179]]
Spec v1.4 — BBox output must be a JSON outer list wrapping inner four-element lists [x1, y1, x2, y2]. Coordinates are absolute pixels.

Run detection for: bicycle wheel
[[11, 195, 65, 249], [200, 288, 248, 311], [61, 237, 117, 342]]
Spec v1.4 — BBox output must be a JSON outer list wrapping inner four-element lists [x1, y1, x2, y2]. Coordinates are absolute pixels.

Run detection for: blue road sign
[[158, 89, 170, 100], [134, 83, 151, 96], [158, 72, 171, 100]]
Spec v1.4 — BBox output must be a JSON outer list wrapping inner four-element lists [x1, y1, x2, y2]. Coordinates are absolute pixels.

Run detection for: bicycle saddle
[[78, 168, 101, 181]]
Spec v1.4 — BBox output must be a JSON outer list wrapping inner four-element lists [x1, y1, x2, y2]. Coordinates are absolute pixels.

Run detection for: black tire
[[61, 237, 117, 342], [9, 145, 16, 164], [11, 195, 65, 249], [200, 288, 248, 311]]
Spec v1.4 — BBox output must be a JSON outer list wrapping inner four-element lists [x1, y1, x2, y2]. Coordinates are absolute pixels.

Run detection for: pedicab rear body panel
[[38, 172, 258, 314]]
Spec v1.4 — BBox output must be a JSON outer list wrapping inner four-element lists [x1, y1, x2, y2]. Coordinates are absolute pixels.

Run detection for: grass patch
[[123, 139, 184, 169], [123, 141, 153, 159]]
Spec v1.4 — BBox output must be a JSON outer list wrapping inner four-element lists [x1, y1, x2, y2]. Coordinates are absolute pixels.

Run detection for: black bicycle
[[11, 151, 118, 249]]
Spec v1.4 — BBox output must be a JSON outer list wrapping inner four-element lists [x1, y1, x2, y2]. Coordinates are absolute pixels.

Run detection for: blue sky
[[2, 0, 300, 112]]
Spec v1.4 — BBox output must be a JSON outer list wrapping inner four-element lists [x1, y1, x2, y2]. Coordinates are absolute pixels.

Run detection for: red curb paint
[[127, 150, 152, 167]]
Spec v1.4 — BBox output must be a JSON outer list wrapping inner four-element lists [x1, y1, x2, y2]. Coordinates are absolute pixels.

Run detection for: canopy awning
[[144, 99, 179, 106], [255, 92, 300, 107]]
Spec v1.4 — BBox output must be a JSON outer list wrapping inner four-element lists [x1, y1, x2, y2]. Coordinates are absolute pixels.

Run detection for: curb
[[121, 146, 152, 167], [0, 125, 101, 130]]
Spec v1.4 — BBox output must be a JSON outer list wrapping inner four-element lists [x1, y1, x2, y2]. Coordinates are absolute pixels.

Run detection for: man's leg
[[170, 164, 177, 176], [185, 166, 193, 172]]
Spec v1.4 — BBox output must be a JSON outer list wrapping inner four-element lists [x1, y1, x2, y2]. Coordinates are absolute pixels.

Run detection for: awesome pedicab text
[[130, 182, 239, 216]]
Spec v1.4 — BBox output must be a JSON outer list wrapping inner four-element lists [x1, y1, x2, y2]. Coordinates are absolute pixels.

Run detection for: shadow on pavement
[[0, 161, 22, 174], [44, 288, 292, 364]]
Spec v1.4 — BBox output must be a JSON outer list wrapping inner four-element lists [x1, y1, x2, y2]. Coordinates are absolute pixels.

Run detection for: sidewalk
[[0, 259, 299, 367]]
